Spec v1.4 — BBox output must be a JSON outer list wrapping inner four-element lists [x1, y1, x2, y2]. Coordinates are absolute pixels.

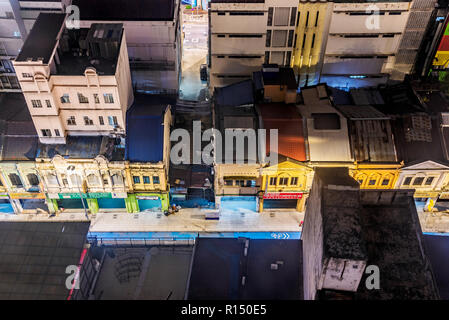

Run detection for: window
[[102, 175, 109, 186], [311, 34, 316, 48], [67, 116, 76, 125], [225, 180, 233, 186], [22, 73, 32, 78], [270, 51, 285, 65], [274, 7, 290, 26], [272, 30, 288, 47], [78, 93, 89, 103], [70, 174, 81, 186], [153, 176, 160, 184], [45, 100, 51, 108], [413, 177, 424, 186], [133, 176, 141, 184], [87, 174, 99, 186], [218, 12, 225, 16], [315, 11, 319, 27], [403, 177, 412, 186], [84, 116, 93, 126], [288, 30, 294, 47], [267, 7, 273, 26], [312, 113, 341, 130], [296, 12, 300, 27], [279, 177, 288, 185], [217, 34, 226, 38], [302, 34, 306, 49], [358, 179, 364, 185], [305, 11, 309, 27], [27, 174, 39, 186], [229, 11, 263, 16], [47, 173, 59, 186], [270, 177, 277, 185], [62, 175, 69, 187], [290, 7, 297, 26], [368, 179, 376, 185], [293, 34, 297, 48], [143, 176, 150, 184], [246, 180, 256, 187], [31, 100, 42, 108], [9, 173, 22, 187], [60, 94, 70, 103], [425, 177, 434, 185], [112, 173, 123, 186], [266, 30, 272, 47], [291, 177, 298, 185], [99, 116, 104, 125], [108, 116, 118, 126], [54, 129, 60, 137], [41, 129, 51, 137], [236, 180, 245, 187], [5, 11, 14, 19], [381, 179, 390, 186], [94, 94, 100, 103], [103, 93, 114, 103]]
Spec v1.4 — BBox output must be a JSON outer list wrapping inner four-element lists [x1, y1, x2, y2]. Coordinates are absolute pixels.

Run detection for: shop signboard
[[263, 192, 303, 200], [58, 192, 113, 199], [9, 193, 46, 199]]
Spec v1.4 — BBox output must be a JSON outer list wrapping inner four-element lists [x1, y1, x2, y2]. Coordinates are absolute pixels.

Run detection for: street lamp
[[67, 165, 89, 220]]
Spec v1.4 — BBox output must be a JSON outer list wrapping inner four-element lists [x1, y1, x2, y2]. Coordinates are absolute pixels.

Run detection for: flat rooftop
[[0, 221, 89, 300], [188, 238, 302, 300], [73, 0, 175, 21], [16, 13, 65, 64]]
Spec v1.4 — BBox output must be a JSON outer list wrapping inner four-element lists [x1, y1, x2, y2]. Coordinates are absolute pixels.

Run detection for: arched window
[[87, 174, 99, 186], [9, 173, 23, 187], [47, 173, 59, 186], [111, 173, 123, 186], [70, 174, 81, 186], [27, 173, 39, 186], [102, 174, 109, 186]]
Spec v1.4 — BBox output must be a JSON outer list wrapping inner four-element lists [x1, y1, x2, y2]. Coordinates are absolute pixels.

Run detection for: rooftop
[[259, 65, 297, 90], [54, 24, 123, 76], [73, 0, 176, 21], [125, 94, 175, 163], [0, 221, 90, 300], [214, 79, 254, 107], [37, 136, 124, 161], [188, 238, 303, 300], [258, 103, 306, 162], [0, 93, 39, 161], [15, 13, 65, 64]]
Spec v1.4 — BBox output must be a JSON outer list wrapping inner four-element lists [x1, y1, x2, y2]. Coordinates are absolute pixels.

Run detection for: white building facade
[[13, 14, 134, 144], [208, 0, 298, 89]]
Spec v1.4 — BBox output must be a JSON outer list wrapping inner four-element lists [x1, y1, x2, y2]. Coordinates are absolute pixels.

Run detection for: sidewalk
[[0, 208, 304, 233]]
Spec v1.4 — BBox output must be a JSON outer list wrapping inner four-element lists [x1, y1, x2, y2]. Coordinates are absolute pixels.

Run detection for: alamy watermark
[[170, 121, 279, 166]]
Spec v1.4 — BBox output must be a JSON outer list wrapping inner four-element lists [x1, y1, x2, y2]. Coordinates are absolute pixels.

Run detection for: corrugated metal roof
[[126, 94, 174, 163], [37, 136, 109, 159], [350, 88, 385, 106], [215, 80, 254, 107], [258, 104, 306, 162], [337, 105, 390, 120]]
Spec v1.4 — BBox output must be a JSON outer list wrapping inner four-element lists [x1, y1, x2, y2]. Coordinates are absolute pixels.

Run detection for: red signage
[[263, 192, 303, 200]]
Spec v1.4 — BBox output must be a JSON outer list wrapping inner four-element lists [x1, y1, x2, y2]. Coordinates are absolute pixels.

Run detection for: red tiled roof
[[258, 104, 306, 162]]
